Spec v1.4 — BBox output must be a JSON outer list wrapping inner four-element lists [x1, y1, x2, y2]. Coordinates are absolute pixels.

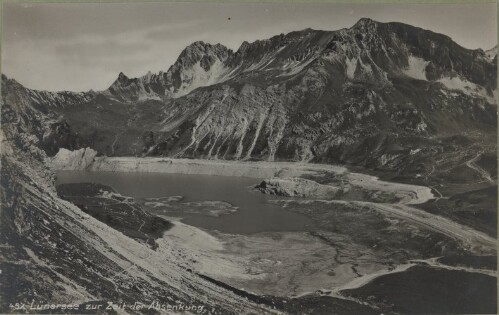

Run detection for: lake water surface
[[56, 171, 315, 234]]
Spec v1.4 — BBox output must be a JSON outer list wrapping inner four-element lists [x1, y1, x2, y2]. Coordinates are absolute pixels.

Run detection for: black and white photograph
[[1, 1, 497, 314]]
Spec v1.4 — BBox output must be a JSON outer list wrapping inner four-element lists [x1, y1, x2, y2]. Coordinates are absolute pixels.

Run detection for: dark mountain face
[[2, 19, 497, 185]]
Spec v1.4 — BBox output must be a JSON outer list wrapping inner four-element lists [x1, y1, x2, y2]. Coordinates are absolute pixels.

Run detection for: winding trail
[[409, 257, 496, 277], [466, 151, 494, 184], [321, 255, 497, 301]]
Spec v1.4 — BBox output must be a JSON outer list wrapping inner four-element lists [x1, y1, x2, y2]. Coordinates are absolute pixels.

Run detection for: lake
[[56, 171, 315, 234]]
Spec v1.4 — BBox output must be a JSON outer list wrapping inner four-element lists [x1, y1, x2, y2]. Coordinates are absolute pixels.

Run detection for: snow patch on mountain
[[345, 57, 358, 79], [438, 75, 496, 104], [403, 56, 428, 80], [174, 60, 232, 98], [438, 76, 473, 92]]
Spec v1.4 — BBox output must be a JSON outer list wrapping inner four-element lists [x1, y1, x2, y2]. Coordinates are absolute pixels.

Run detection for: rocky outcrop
[[255, 173, 434, 204], [41, 120, 86, 156], [50, 147, 98, 170], [256, 177, 341, 198]]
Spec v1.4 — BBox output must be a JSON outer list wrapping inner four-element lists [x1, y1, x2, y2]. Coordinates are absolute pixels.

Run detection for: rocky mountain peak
[[117, 71, 127, 80], [355, 17, 376, 25], [485, 45, 497, 61], [114, 72, 133, 85], [353, 17, 379, 30], [176, 41, 232, 68]]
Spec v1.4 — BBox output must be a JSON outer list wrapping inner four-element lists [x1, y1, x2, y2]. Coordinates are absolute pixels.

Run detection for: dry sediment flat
[[160, 219, 391, 297]]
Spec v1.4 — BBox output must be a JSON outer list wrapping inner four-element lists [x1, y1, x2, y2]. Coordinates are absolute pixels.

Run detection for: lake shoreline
[[51, 148, 347, 178], [51, 149, 435, 204]]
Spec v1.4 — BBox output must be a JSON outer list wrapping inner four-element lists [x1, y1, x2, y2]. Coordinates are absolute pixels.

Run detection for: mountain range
[[102, 18, 497, 103]]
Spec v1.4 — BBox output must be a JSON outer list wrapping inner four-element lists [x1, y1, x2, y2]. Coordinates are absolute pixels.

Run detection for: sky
[[2, 2, 497, 92]]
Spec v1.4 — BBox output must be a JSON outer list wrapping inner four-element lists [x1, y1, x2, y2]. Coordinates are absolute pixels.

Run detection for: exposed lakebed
[[56, 170, 315, 234]]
